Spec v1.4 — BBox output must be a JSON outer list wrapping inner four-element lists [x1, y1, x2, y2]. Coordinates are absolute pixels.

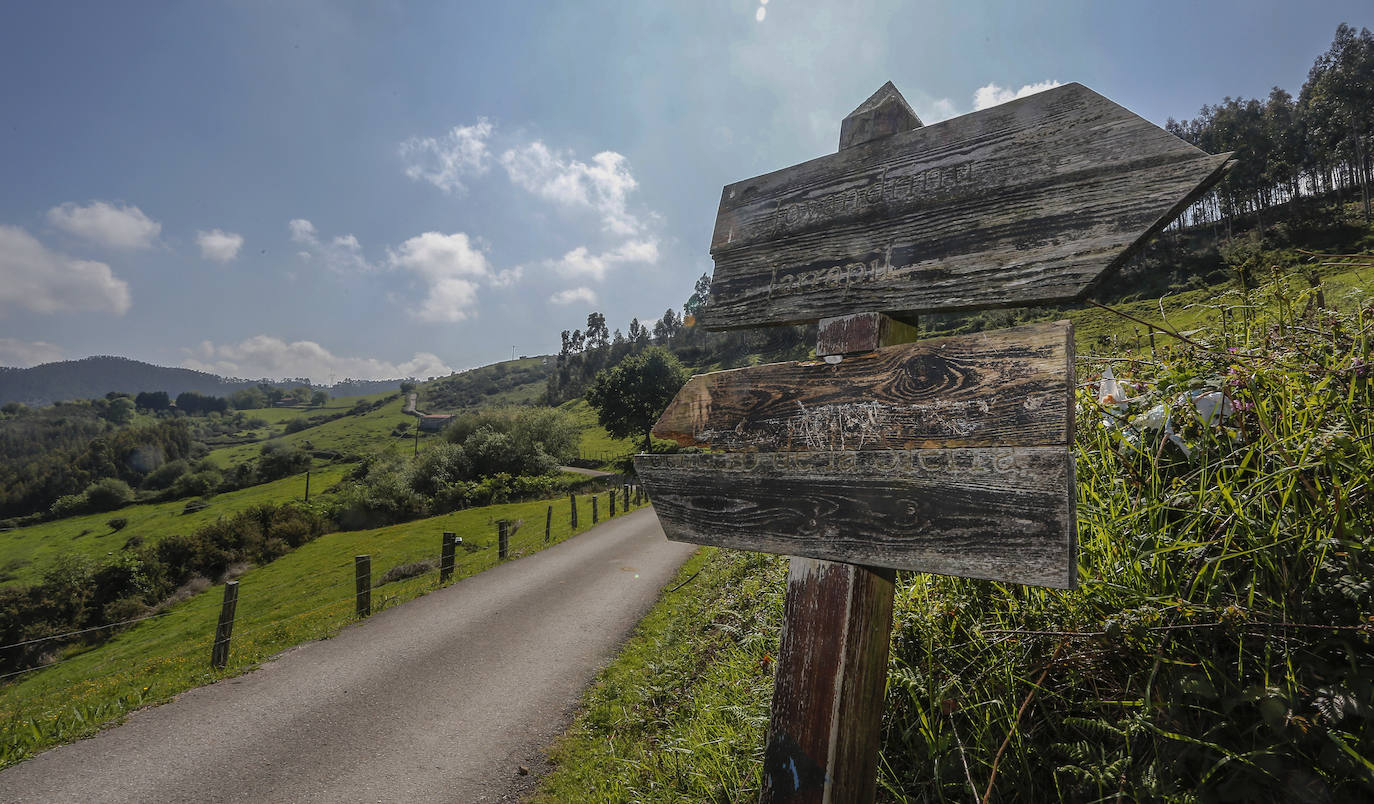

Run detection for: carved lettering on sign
[[768, 161, 978, 237]]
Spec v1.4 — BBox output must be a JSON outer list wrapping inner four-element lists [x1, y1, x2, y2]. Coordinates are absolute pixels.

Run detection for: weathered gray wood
[[354, 555, 371, 617], [498, 521, 509, 560], [440, 531, 457, 583], [592, 496, 599, 524], [637, 447, 1076, 588], [838, 81, 922, 151], [653, 320, 1072, 452], [609, 489, 616, 516], [570, 492, 577, 527], [762, 559, 894, 803], [701, 82, 1230, 329], [210, 580, 239, 669]]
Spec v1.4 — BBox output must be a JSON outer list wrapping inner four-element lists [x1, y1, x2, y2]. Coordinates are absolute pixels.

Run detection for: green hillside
[[0, 465, 350, 588]]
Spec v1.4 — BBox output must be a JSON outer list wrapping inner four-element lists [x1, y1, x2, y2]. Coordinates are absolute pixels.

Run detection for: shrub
[[376, 559, 435, 587], [82, 478, 133, 513], [140, 458, 189, 490], [106, 517, 128, 532]]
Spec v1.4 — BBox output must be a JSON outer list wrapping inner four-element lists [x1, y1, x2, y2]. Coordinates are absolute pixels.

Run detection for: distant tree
[[586, 312, 609, 351], [400, 381, 417, 394], [105, 397, 136, 426], [229, 387, 267, 410], [134, 391, 170, 411], [653, 309, 682, 342], [627, 318, 648, 349], [83, 478, 134, 512], [289, 385, 313, 403], [585, 347, 687, 453], [310, 390, 329, 406]]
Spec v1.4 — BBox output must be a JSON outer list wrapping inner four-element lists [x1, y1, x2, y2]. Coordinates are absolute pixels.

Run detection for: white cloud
[[547, 238, 659, 282], [182, 335, 453, 382], [0, 338, 64, 368], [196, 229, 244, 263], [550, 287, 597, 306], [0, 225, 131, 316], [400, 118, 494, 194], [387, 231, 494, 322], [288, 218, 317, 244], [46, 201, 161, 250], [919, 97, 959, 124], [490, 266, 524, 288], [973, 80, 1063, 111], [500, 142, 642, 235], [288, 218, 372, 272], [756, 6, 766, 22]]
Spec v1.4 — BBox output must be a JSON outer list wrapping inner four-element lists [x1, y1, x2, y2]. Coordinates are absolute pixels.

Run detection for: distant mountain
[[0, 356, 403, 407]]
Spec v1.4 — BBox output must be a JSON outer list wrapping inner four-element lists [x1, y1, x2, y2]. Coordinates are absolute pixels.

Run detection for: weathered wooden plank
[[653, 320, 1072, 452], [636, 447, 1077, 588], [700, 82, 1230, 328], [761, 559, 894, 803]]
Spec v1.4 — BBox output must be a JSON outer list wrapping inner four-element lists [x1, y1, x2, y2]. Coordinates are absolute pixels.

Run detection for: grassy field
[[0, 464, 352, 588], [204, 392, 412, 468], [0, 488, 650, 768]]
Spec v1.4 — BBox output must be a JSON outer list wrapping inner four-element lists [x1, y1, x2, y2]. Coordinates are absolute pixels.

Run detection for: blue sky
[[0, 1, 1365, 381]]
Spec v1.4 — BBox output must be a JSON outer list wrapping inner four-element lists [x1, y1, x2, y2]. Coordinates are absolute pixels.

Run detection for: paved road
[[0, 509, 694, 803], [557, 465, 615, 477]]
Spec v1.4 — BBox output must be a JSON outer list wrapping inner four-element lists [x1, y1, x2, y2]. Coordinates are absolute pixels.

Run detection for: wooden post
[[609, 488, 616, 517], [635, 485, 642, 505], [759, 312, 910, 803], [570, 493, 578, 528], [210, 580, 239, 669], [545, 505, 553, 543], [440, 531, 456, 583], [592, 496, 598, 524], [304, 469, 310, 502], [498, 520, 509, 559], [623, 484, 630, 511], [354, 555, 371, 617]]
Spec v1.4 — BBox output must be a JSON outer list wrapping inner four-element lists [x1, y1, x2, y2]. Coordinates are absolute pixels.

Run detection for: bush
[[106, 517, 128, 532], [283, 417, 311, 434], [82, 478, 133, 512], [171, 469, 222, 499], [376, 559, 436, 587], [140, 458, 189, 490]]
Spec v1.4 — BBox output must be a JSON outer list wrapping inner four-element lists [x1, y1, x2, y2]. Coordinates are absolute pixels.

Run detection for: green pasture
[[0, 465, 352, 588]]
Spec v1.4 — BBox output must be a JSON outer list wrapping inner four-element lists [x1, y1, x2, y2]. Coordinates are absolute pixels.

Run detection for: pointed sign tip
[[839, 82, 922, 150]]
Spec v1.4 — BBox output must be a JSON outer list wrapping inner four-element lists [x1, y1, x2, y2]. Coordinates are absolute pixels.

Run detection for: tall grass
[[538, 272, 1374, 802]]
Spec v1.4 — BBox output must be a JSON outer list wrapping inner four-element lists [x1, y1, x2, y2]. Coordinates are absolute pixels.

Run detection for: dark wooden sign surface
[[636, 320, 1077, 588], [700, 82, 1230, 329], [654, 320, 1072, 451]]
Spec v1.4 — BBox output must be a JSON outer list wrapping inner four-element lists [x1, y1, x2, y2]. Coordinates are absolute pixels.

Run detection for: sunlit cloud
[[47, 201, 161, 250], [196, 229, 244, 263], [400, 118, 494, 194], [0, 225, 130, 316], [972, 80, 1062, 111], [182, 335, 453, 381]]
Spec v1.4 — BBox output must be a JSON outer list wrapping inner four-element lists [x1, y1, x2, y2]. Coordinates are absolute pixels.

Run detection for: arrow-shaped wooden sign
[[637, 320, 1077, 588], [701, 82, 1230, 329]]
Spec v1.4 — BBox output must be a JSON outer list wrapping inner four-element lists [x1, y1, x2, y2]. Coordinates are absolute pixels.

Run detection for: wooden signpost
[[635, 81, 1229, 803]]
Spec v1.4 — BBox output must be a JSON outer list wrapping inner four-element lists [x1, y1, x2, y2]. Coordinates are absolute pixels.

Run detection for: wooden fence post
[[635, 485, 642, 506], [354, 555, 371, 617], [592, 495, 598, 524], [440, 531, 456, 583], [545, 505, 553, 543], [609, 488, 616, 517], [210, 580, 239, 669], [498, 521, 509, 559], [624, 484, 630, 510], [570, 493, 578, 528]]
